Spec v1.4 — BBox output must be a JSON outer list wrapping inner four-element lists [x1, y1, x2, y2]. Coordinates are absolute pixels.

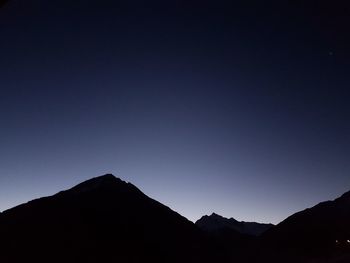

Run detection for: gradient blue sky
[[0, 0, 349, 224]]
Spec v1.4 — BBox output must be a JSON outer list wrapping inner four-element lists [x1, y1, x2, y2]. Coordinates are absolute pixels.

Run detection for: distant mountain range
[[196, 212, 274, 236], [0, 174, 350, 263]]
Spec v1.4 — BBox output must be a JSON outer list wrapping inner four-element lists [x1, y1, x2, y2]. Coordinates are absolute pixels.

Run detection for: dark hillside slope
[[0, 174, 223, 263], [260, 190, 350, 262]]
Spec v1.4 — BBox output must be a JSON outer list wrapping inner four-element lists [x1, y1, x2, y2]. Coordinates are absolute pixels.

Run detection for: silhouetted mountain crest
[[1, 173, 349, 263], [209, 212, 238, 222], [67, 174, 123, 192], [339, 190, 350, 200], [261, 188, 350, 262], [196, 212, 273, 236], [0, 174, 223, 263], [52, 174, 146, 200]]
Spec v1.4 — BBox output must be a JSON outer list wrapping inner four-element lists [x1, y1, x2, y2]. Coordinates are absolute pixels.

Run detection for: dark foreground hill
[[258, 190, 350, 263], [0, 174, 224, 263]]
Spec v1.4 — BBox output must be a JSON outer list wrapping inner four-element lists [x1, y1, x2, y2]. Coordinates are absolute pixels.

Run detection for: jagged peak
[[199, 212, 273, 226], [209, 213, 239, 222], [210, 212, 224, 218]]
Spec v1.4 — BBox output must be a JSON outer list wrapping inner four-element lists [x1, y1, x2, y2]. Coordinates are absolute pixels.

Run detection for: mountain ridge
[[196, 212, 274, 236], [0, 174, 350, 262], [0, 174, 221, 263], [259, 188, 350, 262]]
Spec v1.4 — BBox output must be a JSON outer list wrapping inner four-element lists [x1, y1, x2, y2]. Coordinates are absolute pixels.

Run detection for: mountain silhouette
[[259, 190, 350, 262], [195, 212, 274, 262], [196, 212, 274, 236], [1, 174, 350, 263], [0, 174, 222, 263]]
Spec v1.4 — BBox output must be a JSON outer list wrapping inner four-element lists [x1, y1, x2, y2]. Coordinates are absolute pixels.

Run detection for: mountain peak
[[196, 213, 274, 236], [208, 212, 239, 223], [210, 212, 224, 218], [0, 174, 220, 263], [93, 173, 118, 181], [66, 174, 125, 194]]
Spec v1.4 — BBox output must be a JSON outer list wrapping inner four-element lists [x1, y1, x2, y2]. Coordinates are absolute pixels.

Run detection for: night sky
[[0, 0, 349, 224]]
